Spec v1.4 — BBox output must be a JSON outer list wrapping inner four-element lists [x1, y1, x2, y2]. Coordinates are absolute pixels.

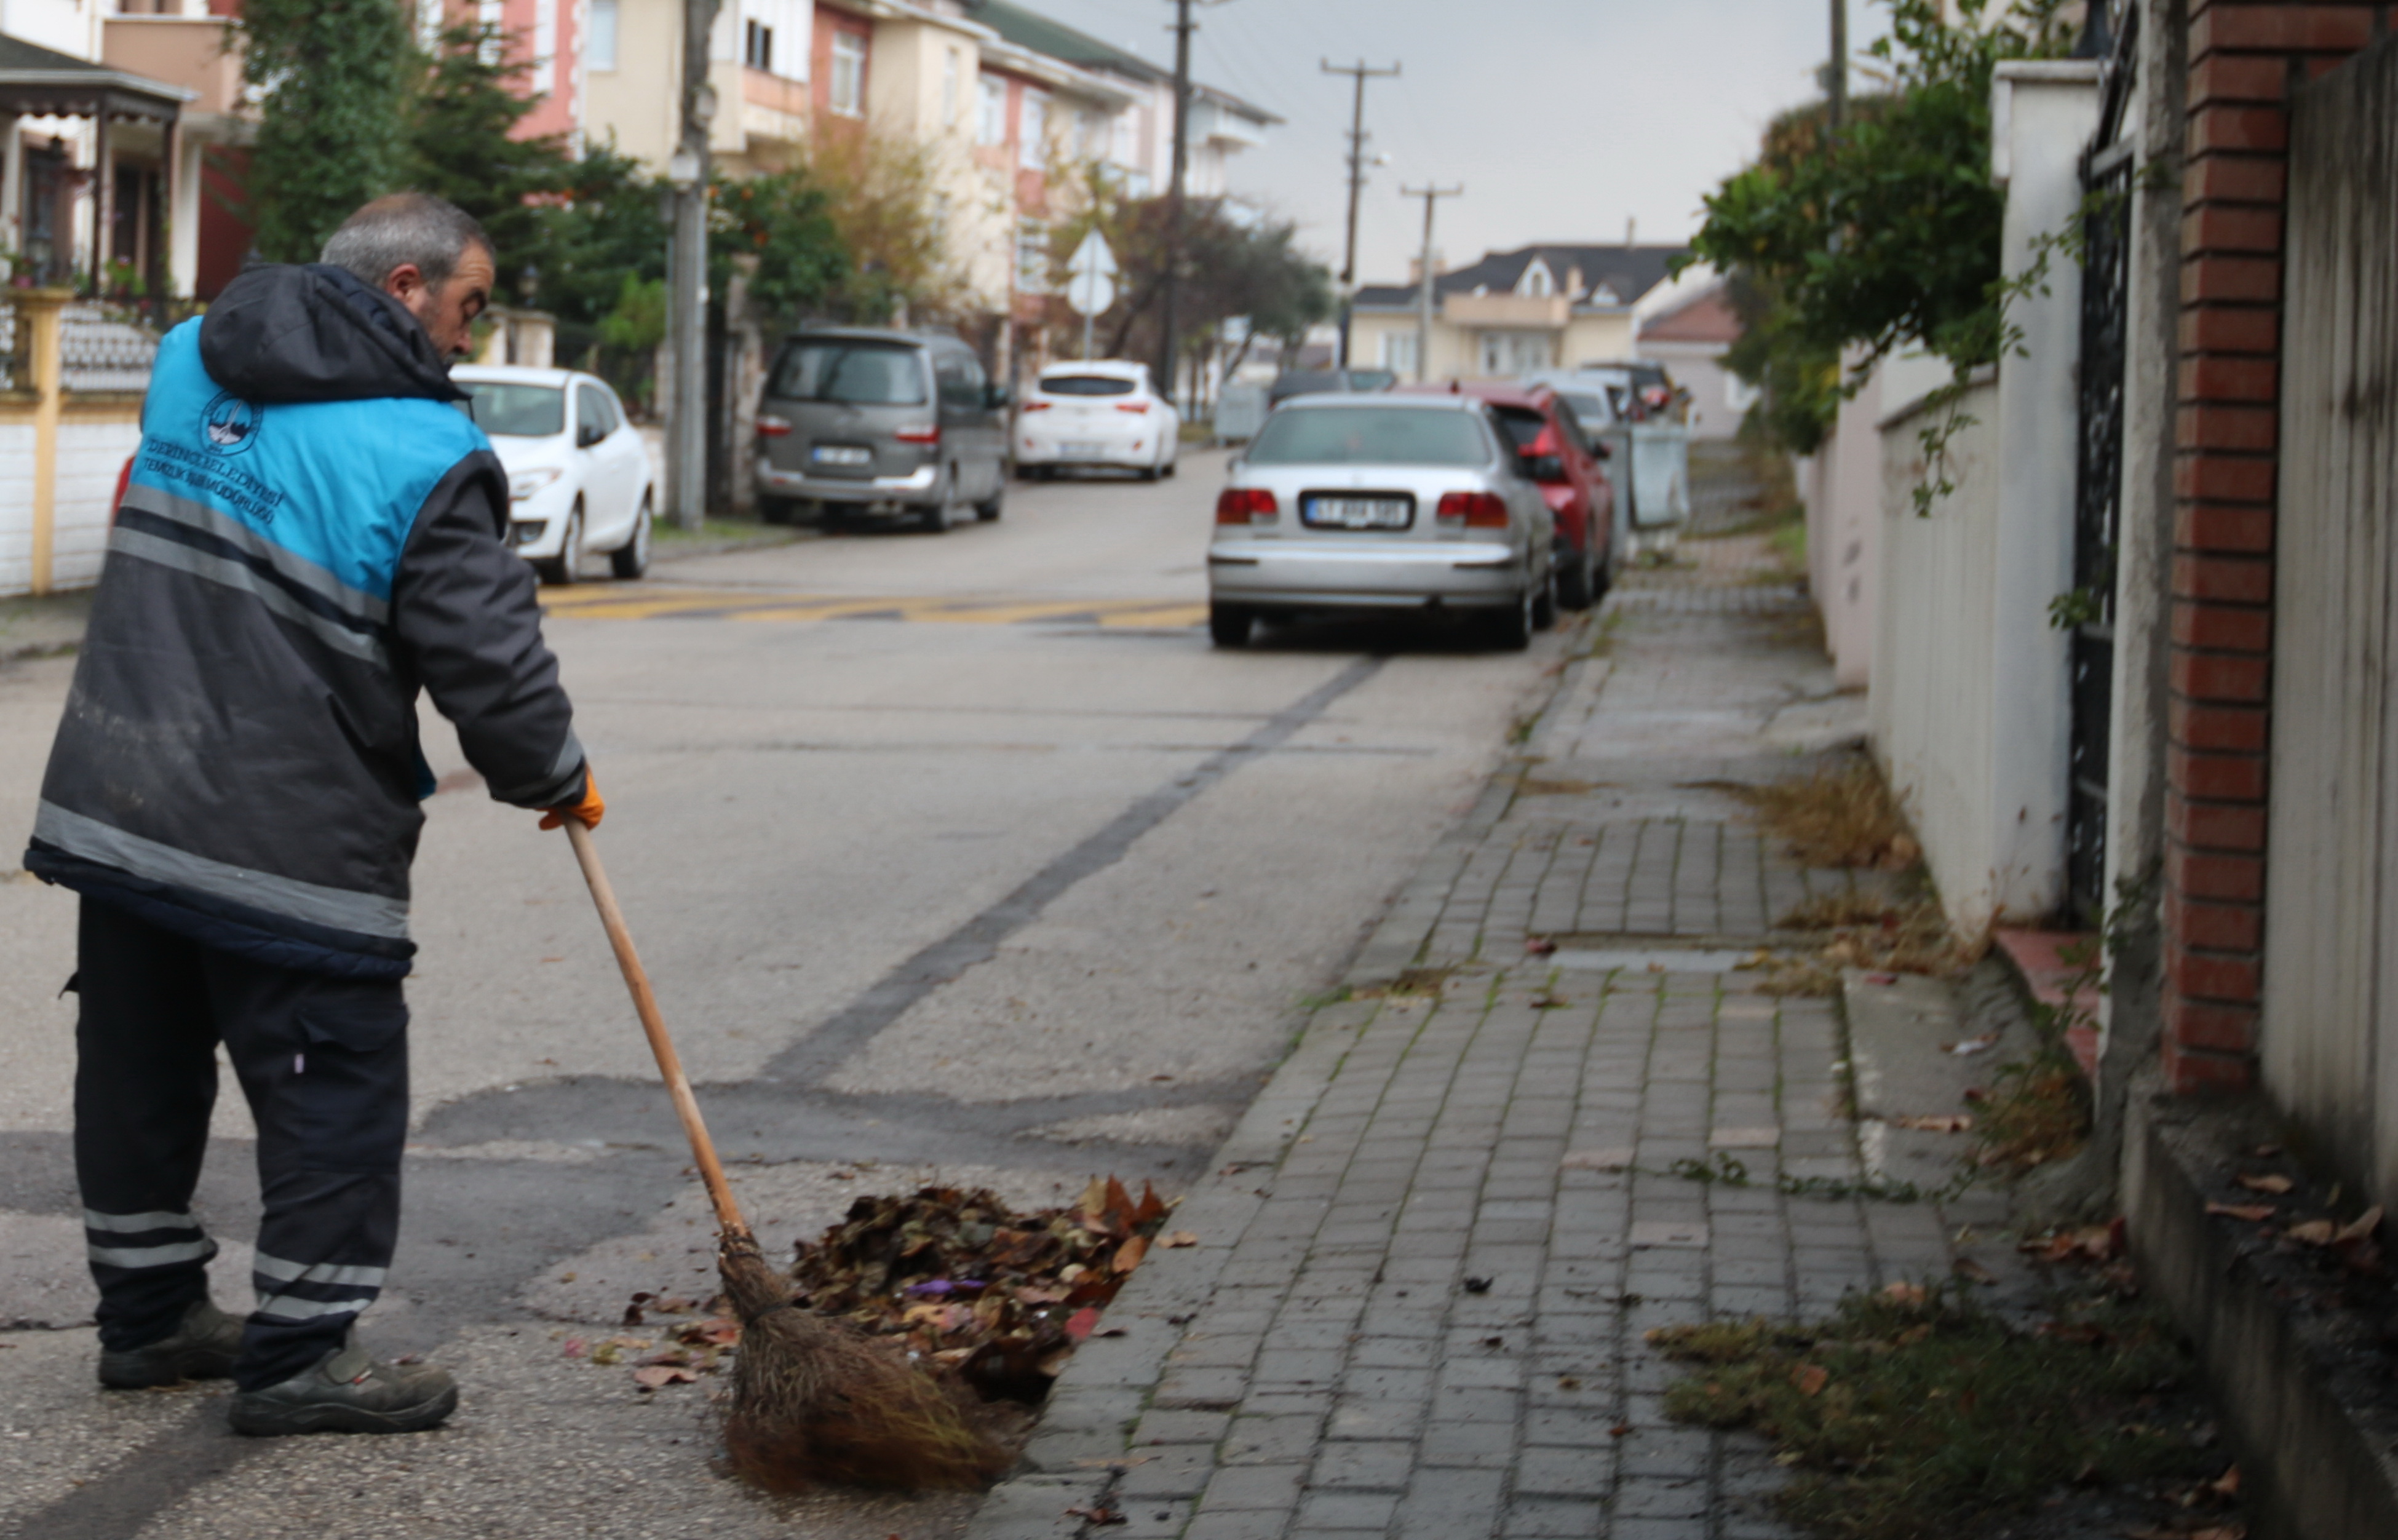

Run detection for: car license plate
[[1304, 496, 1411, 530], [811, 445, 871, 466], [1060, 441, 1106, 458]]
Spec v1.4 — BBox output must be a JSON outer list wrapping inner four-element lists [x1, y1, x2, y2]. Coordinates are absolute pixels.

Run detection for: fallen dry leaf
[[1524, 936, 1558, 955], [2337, 1205, 2384, 1244], [2287, 1220, 2338, 1245], [1158, 1230, 1200, 1248], [1951, 1256, 1996, 1284], [1063, 1506, 1124, 1525], [1882, 1282, 1928, 1307], [1889, 1113, 1974, 1133], [2235, 1173, 2294, 1195], [630, 1365, 698, 1390], [2205, 1202, 2277, 1223], [1944, 1033, 2000, 1057], [2210, 1466, 2241, 1498], [1792, 1363, 1829, 1397]]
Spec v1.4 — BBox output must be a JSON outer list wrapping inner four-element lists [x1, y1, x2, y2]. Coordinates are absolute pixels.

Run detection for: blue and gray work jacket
[[25, 263, 587, 979]]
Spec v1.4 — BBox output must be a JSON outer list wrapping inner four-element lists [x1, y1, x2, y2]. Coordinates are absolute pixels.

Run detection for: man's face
[[384, 244, 495, 362]]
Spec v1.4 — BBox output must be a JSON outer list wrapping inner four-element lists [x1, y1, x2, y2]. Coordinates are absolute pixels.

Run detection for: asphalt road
[[0, 451, 1571, 1538]]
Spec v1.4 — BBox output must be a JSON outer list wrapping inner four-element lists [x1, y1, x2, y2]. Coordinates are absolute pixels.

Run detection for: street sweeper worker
[[21, 192, 604, 1437]]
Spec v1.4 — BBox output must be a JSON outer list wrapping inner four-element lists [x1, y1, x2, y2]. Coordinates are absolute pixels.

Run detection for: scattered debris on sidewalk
[[1653, 1268, 2244, 1540], [1749, 891, 1988, 996], [1736, 758, 1920, 870]]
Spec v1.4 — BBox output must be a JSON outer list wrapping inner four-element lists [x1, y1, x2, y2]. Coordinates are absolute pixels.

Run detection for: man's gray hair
[[319, 193, 493, 290]]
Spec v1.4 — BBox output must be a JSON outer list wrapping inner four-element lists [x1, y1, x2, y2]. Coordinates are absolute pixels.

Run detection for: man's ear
[[383, 262, 426, 306]]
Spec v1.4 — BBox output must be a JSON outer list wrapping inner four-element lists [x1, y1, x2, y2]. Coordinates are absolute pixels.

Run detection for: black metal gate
[[2066, 7, 2139, 922]]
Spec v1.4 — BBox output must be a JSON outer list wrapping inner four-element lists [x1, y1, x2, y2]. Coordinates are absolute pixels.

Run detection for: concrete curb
[[2123, 1072, 2398, 1540], [959, 634, 1593, 1539]]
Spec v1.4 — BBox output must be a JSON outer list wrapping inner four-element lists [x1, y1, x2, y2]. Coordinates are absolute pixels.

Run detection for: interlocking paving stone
[[967, 538, 2041, 1540]]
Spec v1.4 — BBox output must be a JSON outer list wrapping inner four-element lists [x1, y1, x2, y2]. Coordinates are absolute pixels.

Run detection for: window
[[1110, 109, 1136, 167], [469, 384, 566, 439], [830, 29, 866, 117], [1517, 258, 1555, 299], [942, 49, 961, 127], [1479, 331, 1554, 375], [1378, 331, 1420, 378], [1018, 88, 1048, 169], [575, 383, 621, 444], [976, 77, 1006, 146], [1245, 407, 1491, 468], [769, 341, 928, 405], [1080, 111, 1108, 159], [1039, 374, 1137, 397], [745, 20, 773, 71], [534, 0, 558, 73], [937, 354, 988, 410], [1015, 218, 1049, 295], [587, 0, 618, 70]]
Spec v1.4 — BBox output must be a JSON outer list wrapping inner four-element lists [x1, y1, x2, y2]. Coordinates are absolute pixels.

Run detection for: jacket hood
[[199, 263, 467, 405]]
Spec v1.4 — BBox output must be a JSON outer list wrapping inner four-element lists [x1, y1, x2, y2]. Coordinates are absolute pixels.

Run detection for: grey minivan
[[755, 327, 1009, 532]]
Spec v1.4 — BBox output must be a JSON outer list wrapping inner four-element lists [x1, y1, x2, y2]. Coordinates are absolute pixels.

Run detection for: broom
[[560, 821, 1007, 1491]]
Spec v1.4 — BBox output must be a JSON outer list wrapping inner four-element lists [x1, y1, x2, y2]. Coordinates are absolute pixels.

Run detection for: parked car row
[[1205, 371, 1634, 652]]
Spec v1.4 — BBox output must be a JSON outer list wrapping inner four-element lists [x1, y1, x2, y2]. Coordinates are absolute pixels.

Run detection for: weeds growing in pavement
[[1743, 889, 1988, 998], [1971, 932, 2103, 1173], [1654, 1148, 1973, 1206], [1652, 1280, 2231, 1540], [1735, 760, 1920, 870]]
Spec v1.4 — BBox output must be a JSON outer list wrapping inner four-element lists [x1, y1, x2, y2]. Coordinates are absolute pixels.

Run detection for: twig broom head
[[717, 1231, 1009, 1493]]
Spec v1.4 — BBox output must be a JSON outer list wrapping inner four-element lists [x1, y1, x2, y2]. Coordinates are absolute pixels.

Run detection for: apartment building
[[1350, 244, 1689, 383]]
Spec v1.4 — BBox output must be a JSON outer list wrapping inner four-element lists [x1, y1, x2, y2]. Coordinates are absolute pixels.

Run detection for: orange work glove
[[539, 769, 605, 831]]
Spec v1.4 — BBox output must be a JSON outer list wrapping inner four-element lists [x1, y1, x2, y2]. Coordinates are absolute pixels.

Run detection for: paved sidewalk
[[967, 549, 2033, 1540]]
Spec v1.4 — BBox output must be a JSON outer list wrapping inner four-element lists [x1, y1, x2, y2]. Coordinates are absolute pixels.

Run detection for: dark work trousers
[[74, 899, 409, 1391]]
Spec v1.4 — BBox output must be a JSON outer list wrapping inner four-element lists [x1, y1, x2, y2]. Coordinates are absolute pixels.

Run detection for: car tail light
[[1114, 401, 1151, 413], [892, 424, 941, 445], [1216, 487, 1278, 525], [756, 415, 792, 438], [1020, 400, 1052, 413], [1436, 491, 1509, 529]]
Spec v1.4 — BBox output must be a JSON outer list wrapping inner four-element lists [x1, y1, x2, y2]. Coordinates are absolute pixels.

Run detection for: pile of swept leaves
[[787, 1177, 1189, 1405], [1651, 1280, 2236, 1540]]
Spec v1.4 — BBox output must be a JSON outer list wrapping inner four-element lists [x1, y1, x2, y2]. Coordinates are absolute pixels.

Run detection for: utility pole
[[666, 0, 721, 530], [1160, 0, 1195, 410], [1322, 58, 1399, 371], [1827, 0, 1848, 137], [1401, 183, 1460, 385]]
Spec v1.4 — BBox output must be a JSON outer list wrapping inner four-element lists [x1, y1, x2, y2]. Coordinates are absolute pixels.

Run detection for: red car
[[1397, 383, 1614, 609]]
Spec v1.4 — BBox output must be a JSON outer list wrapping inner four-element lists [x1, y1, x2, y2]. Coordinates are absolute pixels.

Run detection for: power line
[[1321, 57, 1400, 370]]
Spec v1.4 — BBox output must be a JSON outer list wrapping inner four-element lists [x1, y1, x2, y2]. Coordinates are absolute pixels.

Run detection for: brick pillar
[[2162, 1, 2379, 1092]]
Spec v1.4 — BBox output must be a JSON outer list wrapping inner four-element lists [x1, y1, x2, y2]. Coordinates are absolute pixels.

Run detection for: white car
[[453, 365, 655, 585], [1013, 360, 1180, 481]]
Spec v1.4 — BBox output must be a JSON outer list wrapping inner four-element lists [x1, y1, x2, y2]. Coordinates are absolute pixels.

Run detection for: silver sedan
[[1205, 395, 1557, 649]]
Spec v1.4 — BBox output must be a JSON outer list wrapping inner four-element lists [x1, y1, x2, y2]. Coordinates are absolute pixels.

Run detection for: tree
[[1051, 180, 1330, 369], [528, 145, 670, 329], [711, 169, 851, 330], [240, 0, 412, 262], [1681, 0, 2073, 449], [800, 133, 964, 324], [404, 23, 574, 299]]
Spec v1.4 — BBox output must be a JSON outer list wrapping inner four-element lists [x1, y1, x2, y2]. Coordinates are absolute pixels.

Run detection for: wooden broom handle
[[562, 820, 752, 1241]]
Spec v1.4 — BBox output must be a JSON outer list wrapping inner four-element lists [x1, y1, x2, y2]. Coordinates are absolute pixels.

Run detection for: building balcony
[[103, 15, 243, 122], [1442, 293, 1569, 330]]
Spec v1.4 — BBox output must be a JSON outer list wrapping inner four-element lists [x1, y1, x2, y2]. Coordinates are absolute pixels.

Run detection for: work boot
[[227, 1342, 458, 1436], [97, 1298, 244, 1389]]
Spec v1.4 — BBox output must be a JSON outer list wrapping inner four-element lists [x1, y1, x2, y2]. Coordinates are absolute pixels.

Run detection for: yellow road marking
[[541, 587, 1202, 629]]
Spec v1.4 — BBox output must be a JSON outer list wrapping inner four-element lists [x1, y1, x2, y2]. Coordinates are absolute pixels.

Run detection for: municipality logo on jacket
[[201, 391, 263, 455]]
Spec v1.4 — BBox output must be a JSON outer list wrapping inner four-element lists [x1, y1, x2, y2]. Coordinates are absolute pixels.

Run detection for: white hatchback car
[[1013, 360, 1180, 480], [453, 365, 656, 585]]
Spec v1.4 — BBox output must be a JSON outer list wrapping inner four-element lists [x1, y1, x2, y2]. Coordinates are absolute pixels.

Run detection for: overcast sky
[[1020, 0, 1893, 282]]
